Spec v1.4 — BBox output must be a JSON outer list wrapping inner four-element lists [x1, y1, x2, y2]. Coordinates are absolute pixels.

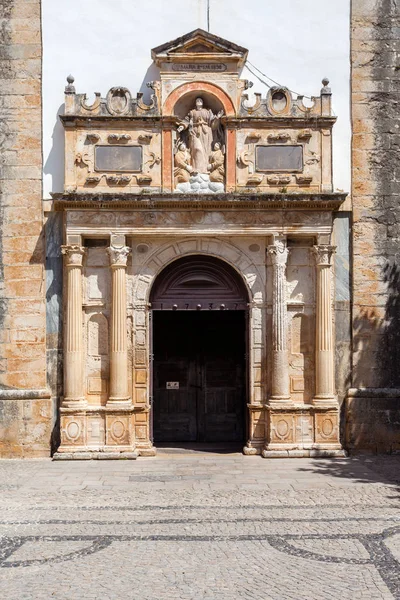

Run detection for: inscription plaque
[[172, 63, 227, 72], [95, 145, 142, 172], [256, 145, 303, 172]]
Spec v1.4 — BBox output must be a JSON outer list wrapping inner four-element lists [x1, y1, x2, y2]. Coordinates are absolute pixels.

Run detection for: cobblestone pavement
[[0, 450, 400, 599]]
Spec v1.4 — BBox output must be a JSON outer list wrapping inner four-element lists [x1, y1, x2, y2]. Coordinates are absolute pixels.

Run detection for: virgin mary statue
[[177, 98, 223, 174]]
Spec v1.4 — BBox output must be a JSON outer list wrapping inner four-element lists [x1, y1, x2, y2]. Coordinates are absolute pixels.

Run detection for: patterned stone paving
[[0, 452, 399, 599]]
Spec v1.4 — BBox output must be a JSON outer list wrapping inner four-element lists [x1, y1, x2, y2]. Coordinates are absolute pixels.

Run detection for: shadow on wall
[[138, 63, 161, 104], [43, 64, 160, 194], [44, 104, 65, 194], [352, 261, 400, 389], [348, 261, 400, 453]]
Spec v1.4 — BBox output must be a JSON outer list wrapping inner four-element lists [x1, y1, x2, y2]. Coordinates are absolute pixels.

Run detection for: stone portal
[[53, 28, 346, 459]]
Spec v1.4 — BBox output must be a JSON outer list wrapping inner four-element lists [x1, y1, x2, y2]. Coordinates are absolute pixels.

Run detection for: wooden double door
[[152, 311, 246, 443]]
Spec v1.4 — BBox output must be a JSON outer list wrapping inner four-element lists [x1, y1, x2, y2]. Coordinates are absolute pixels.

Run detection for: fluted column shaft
[[107, 245, 131, 405], [313, 245, 336, 405], [61, 245, 86, 407], [268, 238, 291, 405]]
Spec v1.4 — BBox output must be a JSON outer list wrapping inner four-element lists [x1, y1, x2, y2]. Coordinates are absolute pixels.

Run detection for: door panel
[[153, 311, 245, 443]]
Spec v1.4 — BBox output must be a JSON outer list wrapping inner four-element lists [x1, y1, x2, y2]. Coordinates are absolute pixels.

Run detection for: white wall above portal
[[42, 0, 350, 198]]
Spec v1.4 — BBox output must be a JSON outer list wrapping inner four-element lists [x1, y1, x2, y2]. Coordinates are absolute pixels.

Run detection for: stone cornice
[[52, 192, 347, 212], [60, 114, 337, 128]]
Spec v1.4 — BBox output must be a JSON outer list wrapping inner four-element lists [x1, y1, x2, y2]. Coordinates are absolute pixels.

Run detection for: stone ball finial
[[65, 74, 76, 94], [321, 77, 331, 95]]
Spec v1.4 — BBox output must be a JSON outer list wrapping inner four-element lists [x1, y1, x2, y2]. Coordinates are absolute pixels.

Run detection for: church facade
[[1, 1, 399, 458], [52, 30, 346, 458]]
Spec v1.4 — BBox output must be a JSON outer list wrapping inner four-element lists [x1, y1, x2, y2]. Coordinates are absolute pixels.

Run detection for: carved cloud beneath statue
[[175, 97, 225, 193]]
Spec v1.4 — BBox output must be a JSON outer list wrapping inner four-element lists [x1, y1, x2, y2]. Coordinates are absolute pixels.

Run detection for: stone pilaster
[[312, 245, 337, 407], [268, 237, 292, 407], [61, 245, 86, 408], [107, 244, 131, 405]]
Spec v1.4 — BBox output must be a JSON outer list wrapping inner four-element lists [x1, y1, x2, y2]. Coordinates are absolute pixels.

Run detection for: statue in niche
[[173, 141, 194, 185], [208, 142, 225, 183], [177, 97, 224, 174]]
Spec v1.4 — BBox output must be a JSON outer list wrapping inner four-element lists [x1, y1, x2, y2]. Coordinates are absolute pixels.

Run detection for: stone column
[[107, 244, 131, 405], [268, 237, 292, 406], [312, 245, 337, 406], [61, 245, 86, 408]]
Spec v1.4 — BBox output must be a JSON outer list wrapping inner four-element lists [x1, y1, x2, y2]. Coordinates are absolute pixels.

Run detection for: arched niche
[[150, 255, 249, 310], [173, 91, 225, 121], [163, 82, 236, 117], [291, 313, 313, 355], [162, 83, 237, 191], [88, 313, 109, 356]]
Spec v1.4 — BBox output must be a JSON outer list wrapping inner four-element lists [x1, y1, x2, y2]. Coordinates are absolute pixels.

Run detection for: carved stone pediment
[[151, 28, 248, 66]]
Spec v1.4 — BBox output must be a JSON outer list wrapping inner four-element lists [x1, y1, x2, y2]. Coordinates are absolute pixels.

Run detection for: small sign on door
[[166, 381, 179, 390]]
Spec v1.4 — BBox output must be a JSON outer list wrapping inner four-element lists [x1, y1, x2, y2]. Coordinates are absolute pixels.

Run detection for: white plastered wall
[[42, 0, 351, 198]]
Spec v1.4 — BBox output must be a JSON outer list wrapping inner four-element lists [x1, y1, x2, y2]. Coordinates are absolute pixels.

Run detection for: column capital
[[61, 245, 86, 266], [312, 245, 336, 267], [267, 238, 289, 266], [107, 245, 131, 267]]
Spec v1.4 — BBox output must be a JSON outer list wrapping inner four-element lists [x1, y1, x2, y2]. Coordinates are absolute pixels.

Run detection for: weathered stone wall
[[0, 0, 52, 457], [348, 0, 400, 452]]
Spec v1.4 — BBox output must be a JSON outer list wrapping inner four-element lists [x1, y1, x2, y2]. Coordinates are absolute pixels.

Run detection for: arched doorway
[[150, 255, 249, 445]]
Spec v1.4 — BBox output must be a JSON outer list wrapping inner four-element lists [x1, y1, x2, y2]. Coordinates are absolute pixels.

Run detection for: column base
[[267, 396, 294, 409], [106, 397, 132, 408], [62, 398, 87, 409], [243, 442, 262, 455], [312, 396, 338, 408]]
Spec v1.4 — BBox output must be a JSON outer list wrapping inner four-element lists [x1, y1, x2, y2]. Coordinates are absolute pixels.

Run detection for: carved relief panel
[[70, 126, 162, 193], [236, 126, 323, 192], [83, 246, 111, 405], [287, 244, 315, 404]]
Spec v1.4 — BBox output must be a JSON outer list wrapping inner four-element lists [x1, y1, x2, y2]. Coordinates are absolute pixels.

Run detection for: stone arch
[[149, 255, 250, 310], [163, 82, 236, 117], [131, 238, 267, 452], [133, 237, 265, 305]]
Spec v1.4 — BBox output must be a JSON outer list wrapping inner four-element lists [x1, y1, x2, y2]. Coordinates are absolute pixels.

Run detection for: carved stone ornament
[[246, 174, 263, 185], [137, 175, 152, 185], [267, 175, 291, 185], [268, 238, 289, 266], [75, 152, 89, 167], [108, 134, 131, 143], [81, 93, 101, 112], [176, 97, 224, 175], [106, 87, 132, 116], [136, 92, 157, 112], [312, 245, 336, 267], [61, 245, 86, 266], [267, 132, 291, 143], [296, 174, 313, 185], [305, 151, 320, 165], [107, 245, 131, 267], [297, 129, 313, 142], [86, 133, 100, 144], [138, 134, 153, 144], [106, 175, 131, 186], [145, 152, 161, 168], [85, 175, 101, 185], [246, 131, 262, 142]]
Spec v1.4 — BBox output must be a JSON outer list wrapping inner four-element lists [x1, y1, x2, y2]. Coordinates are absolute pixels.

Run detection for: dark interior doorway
[[152, 311, 246, 443]]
